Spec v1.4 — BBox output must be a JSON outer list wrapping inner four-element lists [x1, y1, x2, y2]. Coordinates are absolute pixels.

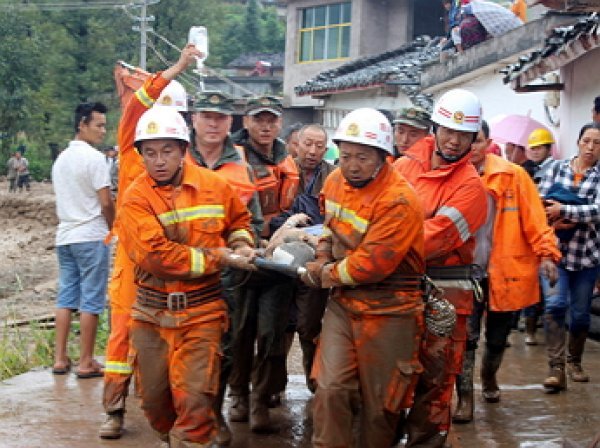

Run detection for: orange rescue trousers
[[102, 244, 136, 413], [311, 299, 424, 448], [129, 305, 226, 446]]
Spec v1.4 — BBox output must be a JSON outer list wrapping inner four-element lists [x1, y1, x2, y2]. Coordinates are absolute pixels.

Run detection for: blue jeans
[[544, 265, 600, 334], [56, 240, 109, 315]]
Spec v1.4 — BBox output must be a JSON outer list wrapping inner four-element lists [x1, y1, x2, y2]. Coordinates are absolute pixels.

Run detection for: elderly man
[[394, 106, 432, 158], [270, 124, 335, 394]]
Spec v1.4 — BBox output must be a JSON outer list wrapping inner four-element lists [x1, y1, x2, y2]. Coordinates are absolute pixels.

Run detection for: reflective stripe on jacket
[[118, 160, 253, 295], [394, 136, 487, 314], [318, 163, 426, 315], [482, 154, 561, 311]]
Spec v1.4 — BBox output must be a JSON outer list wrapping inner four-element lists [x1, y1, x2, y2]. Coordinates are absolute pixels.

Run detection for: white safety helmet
[[134, 106, 190, 148], [333, 108, 394, 155], [156, 79, 188, 112], [431, 89, 482, 133]]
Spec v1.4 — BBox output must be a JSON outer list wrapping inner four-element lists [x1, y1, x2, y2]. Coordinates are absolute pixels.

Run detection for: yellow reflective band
[[190, 248, 205, 276], [158, 205, 226, 226], [228, 229, 253, 245], [104, 361, 133, 375], [337, 259, 356, 286], [322, 226, 332, 237], [134, 87, 155, 109], [325, 200, 369, 234]]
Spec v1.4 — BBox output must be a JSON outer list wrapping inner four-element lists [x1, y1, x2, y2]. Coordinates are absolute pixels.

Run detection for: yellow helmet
[[527, 128, 555, 148]]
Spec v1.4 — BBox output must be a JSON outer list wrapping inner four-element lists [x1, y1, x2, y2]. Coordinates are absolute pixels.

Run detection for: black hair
[[577, 122, 600, 142], [282, 122, 304, 142], [594, 96, 600, 115], [74, 102, 107, 134], [481, 120, 489, 139]]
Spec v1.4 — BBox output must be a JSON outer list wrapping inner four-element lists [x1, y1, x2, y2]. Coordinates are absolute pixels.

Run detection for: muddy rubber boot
[[525, 316, 538, 346], [99, 410, 124, 439], [213, 385, 232, 446], [250, 394, 277, 433], [481, 348, 503, 403], [453, 349, 475, 423], [227, 394, 249, 422], [543, 314, 567, 392], [567, 331, 590, 383]]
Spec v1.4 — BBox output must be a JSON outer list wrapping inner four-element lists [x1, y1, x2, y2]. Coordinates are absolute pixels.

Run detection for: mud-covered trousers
[[405, 288, 472, 448], [103, 243, 136, 414], [130, 303, 225, 447], [228, 273, 294, 400], [311, 299, 423, 448]]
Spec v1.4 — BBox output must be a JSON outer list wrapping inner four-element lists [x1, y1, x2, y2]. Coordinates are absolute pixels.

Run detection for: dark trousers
[[228, 273, 294, 400], [467, 278, 514, 354]]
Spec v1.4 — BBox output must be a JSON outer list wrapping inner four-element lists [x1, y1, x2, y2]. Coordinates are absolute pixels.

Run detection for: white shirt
[[52, 140, 111, 245]]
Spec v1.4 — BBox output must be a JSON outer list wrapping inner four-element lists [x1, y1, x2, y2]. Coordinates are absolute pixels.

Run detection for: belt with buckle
[[136, 285, 221, 311]]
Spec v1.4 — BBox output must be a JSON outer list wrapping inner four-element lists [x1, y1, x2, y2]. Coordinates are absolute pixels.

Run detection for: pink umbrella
[[489, 114, 549, 148]]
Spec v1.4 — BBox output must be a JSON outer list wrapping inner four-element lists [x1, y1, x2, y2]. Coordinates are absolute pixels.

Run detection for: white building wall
[[560, 47, 600, 159]]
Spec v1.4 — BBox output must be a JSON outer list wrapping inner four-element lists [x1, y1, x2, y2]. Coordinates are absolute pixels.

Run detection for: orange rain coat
[[480, 154, 561, 311]]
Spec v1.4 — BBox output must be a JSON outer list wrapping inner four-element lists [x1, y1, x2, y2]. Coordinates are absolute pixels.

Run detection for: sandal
[[52, 358, 72, 375]]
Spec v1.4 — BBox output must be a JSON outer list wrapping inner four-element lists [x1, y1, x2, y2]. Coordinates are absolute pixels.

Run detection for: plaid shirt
[[538, 158, 600, 271]]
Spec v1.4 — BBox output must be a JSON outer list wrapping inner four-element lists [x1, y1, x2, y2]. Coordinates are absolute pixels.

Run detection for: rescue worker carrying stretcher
[[100, 45, 199, 440], [394, 89, 488, 448], [301, 108, 426, 448], [117, 106, 256, 447]]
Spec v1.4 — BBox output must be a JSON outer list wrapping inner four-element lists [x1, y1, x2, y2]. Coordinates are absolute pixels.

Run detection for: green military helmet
[[245, 95, 283, 116], [192, 91, 235, 115], [393, 106, 432, 130]]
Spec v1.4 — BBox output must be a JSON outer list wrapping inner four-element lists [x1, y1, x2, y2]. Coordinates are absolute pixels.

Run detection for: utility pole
[[129, 0, 160, 70]]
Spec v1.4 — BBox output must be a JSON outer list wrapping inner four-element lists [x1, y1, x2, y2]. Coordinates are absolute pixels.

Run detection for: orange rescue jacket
[[118, 160, 253, 297], [394, 136, 487, 314], [317, 164, 426, 315], [481, 154, 560, 311]]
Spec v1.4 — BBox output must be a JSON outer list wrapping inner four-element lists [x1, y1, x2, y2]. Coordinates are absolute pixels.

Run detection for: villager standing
[[538, 122, 600, 392], [6, 151, 18, 192], [51, 102, 114, 378], [394, 89, 487, 448], [304, 108, 426, 447]]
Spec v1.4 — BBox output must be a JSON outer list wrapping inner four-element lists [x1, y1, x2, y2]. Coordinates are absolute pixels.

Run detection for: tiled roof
[[227, 52, 285, 68], [501, 12, 599, 87], [294, 37, 440, 110]]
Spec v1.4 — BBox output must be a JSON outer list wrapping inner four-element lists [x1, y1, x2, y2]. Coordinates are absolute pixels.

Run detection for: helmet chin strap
[[434, 132, 474, 164], [345, 160, 384, 188]]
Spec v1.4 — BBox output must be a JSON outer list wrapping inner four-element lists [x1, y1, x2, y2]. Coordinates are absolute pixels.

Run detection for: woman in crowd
[[538, 122, 600, 392]]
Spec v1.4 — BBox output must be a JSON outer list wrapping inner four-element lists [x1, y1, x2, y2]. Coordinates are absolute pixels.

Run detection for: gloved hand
[[300, 261, 326, 288], [218, 248, 257, 271]]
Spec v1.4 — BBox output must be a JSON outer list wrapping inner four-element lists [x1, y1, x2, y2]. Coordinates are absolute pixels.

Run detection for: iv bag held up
[[188, 26, 208, 71]]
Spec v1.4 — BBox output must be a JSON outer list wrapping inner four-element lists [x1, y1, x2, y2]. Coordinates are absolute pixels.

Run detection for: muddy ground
[[0, 180, 58, 325]]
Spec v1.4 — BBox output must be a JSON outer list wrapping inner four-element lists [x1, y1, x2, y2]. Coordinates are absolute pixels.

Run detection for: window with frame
[[299, 2, 351, 62]]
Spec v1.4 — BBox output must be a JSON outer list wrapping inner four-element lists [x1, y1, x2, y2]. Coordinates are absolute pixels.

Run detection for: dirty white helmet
[[431, 89, 482, 133], [134, 106, 190, 147], [156, 79, 188, 112], [333, 108, 394, 155]]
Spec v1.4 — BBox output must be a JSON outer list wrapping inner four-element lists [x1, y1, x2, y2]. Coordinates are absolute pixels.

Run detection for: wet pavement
[[1, 332, 600, 447]]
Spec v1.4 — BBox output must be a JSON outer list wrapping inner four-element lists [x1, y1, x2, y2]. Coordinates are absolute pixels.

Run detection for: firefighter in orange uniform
[[186, 91, 263, 446], [303, 108, 426, 447], [118, 106, 256, 447], [227, 96, 300, 432], [394, 89, 487, 448], [100, 45, 199, 439]]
